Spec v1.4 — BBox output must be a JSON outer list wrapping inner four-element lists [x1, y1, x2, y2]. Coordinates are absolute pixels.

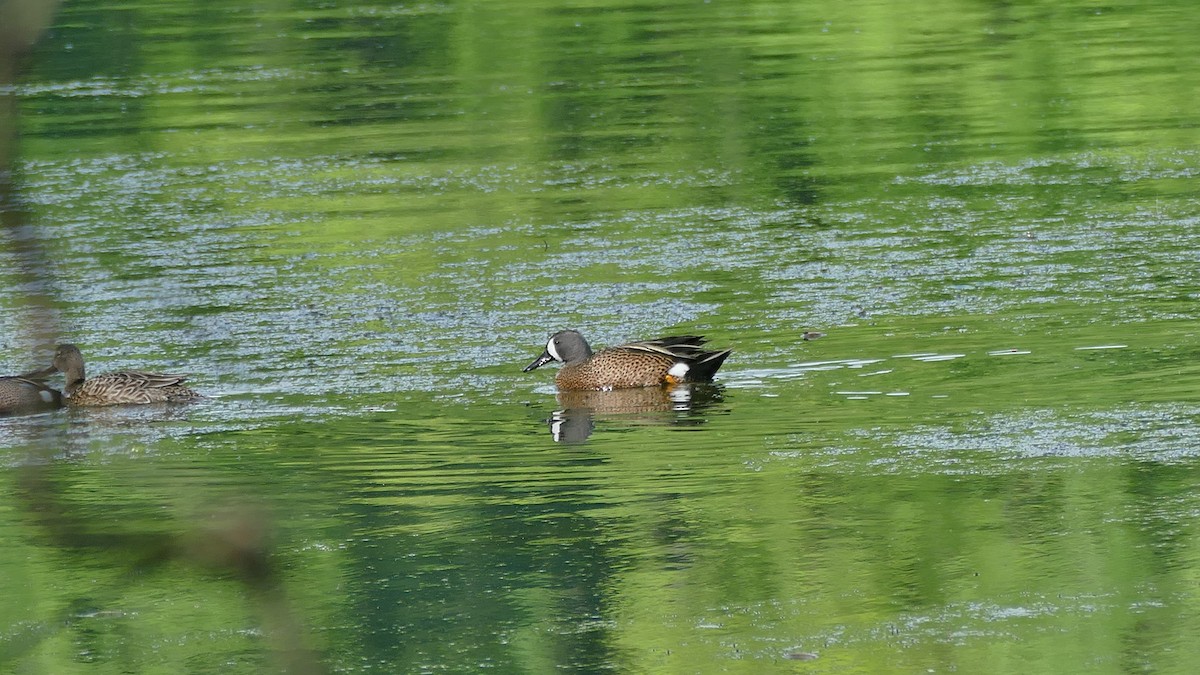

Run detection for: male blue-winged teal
[[523, 330, 732, 391], [50, 344, 201, 406], [0, 366, 63, 415]]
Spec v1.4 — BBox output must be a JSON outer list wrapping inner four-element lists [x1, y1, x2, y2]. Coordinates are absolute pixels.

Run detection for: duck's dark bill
[[523, 351, 554, 372]]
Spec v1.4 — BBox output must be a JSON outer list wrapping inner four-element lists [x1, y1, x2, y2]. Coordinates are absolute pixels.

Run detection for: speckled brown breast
[[554, 347, 678, 390]]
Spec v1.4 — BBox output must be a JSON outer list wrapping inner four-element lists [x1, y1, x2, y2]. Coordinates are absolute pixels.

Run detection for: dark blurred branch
[[2, 4, 326, 672], [1, 0, 61, 187], [0, 0, 58, 54], [12, 469, 326, 674], [2, 1, 62, 350]]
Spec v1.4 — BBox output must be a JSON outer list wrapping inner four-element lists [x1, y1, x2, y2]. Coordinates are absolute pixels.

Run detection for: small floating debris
[[785, 651, 819, 661], [1074, 344, 1128, 351], [988, 349, 1031, 356], [802, 331, 825, 341]]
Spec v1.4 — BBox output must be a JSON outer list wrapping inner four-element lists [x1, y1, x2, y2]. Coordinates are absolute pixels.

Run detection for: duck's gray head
[[50, 344, 89, 391], [51, 344, 85, 374], [523, 330, 593, 371]]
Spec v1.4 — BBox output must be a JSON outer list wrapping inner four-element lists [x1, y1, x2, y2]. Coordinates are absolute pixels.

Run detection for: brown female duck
[[51, 343, 201, 406]]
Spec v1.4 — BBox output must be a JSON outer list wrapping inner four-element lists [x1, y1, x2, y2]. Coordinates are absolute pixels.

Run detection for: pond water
[[4, 0, 1200, 672]]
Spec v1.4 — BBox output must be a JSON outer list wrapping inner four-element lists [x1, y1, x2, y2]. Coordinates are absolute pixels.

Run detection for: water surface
[[4, 0, 1200, 672]]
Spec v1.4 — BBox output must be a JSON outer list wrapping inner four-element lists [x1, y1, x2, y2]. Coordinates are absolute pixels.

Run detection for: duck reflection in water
[[547, 384, 726, 443]]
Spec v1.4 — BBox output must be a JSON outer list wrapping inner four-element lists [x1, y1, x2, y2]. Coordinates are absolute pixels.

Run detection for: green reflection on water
[[5, 0, 1200, 672]]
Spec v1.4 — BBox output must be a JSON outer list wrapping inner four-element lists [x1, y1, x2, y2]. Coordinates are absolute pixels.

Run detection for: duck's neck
[[64, 366, 86, 394]]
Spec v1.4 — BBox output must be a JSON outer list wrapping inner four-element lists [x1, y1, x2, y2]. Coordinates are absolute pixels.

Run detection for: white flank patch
[[40, 391, 56, 403], [546, 337, 562, 361], [668, 362, 690, 379]]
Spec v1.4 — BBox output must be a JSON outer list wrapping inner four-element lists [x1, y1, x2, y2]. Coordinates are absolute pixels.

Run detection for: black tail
[[687, 348, 732, 382], [650, 335, 707, 349]]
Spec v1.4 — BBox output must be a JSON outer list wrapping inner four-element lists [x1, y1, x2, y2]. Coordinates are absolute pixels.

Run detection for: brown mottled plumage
[[523, 330, 732, 391], [51, 344, 201, 406], [0, 366, 63, 416]]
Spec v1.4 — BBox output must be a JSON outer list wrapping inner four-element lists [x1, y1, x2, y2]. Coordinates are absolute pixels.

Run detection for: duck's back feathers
[[70, 371, 201, 406]]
